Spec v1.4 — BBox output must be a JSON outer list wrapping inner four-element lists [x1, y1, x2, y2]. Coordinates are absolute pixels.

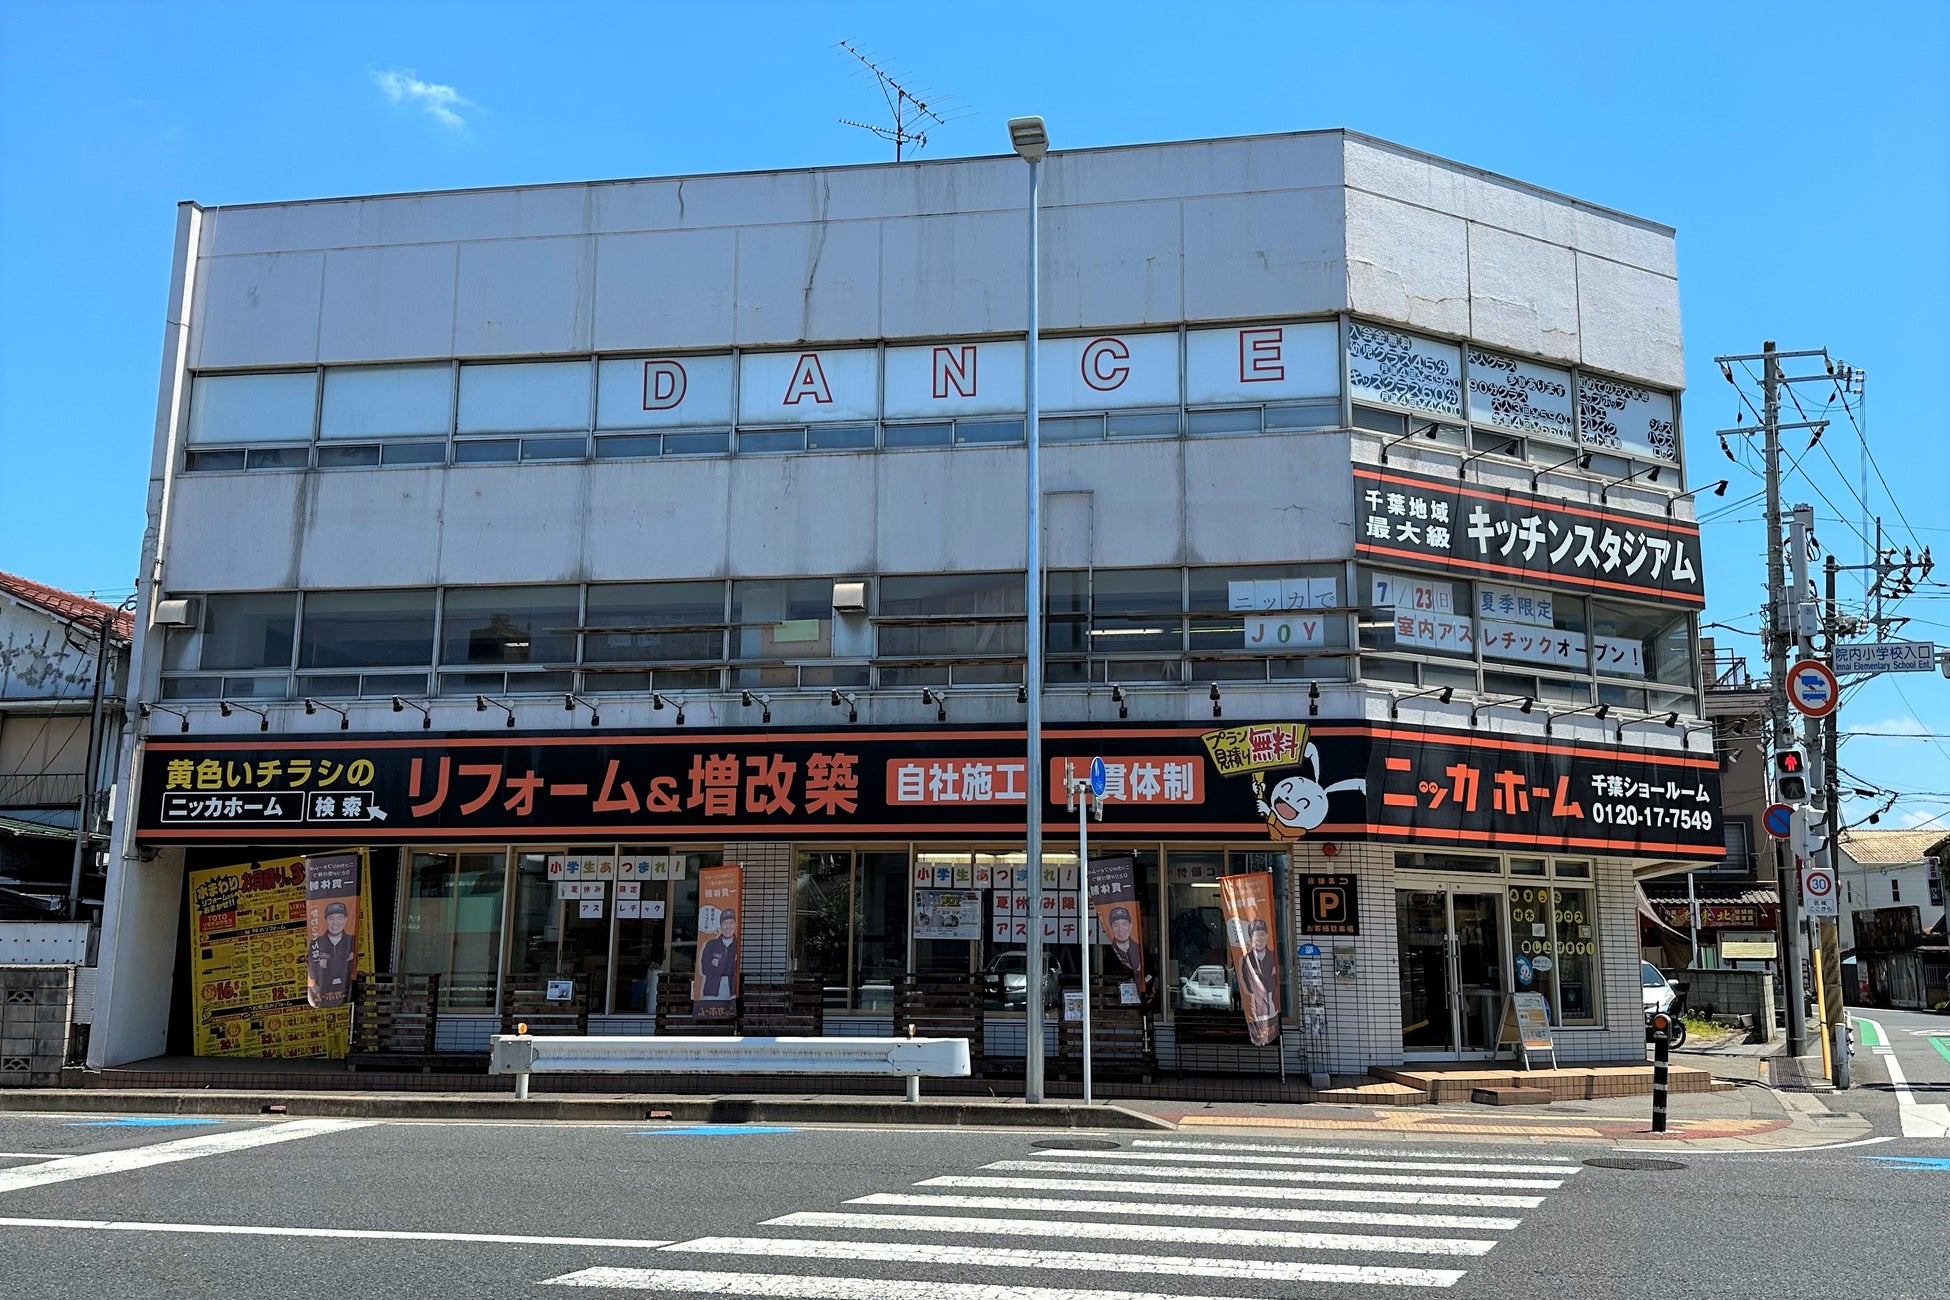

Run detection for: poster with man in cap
[[691, 864, 743, 1020], [1087, 855, 1151, 1001], [1220, 872, 1282, 1045], [304, 851, 363, 1010]]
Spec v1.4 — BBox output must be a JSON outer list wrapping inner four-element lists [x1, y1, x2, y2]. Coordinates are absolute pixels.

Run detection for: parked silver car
[[1179, 964, 1235, 1010]]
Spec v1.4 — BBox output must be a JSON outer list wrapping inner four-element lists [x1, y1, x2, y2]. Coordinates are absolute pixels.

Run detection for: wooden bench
[[737, 976, 825, 1037], [1057, 990, 1154, 1081], [656, 975, 737, 1036], [893, 974, 986, 1073], [1172, 1005, 1254, 1044], [347, 973, 456, 1072], [500, 975, 592, 1038]]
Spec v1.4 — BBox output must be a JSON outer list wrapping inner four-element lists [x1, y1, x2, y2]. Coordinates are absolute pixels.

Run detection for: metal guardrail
[[486, 1033, 972, 1101]]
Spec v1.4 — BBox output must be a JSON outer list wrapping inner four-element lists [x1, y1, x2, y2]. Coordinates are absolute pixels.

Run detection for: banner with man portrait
[[304, 851, 363, 1009], [1087, 855, 1147, 993], [1219, 871, 1282, 1046], [691, 863, 743, 1020]]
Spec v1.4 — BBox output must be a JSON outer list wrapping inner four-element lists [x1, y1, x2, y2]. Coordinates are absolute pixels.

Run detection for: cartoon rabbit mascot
[[1254, 742, 1367, 840]]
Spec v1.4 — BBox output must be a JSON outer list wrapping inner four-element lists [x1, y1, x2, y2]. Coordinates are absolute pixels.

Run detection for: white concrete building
[[95, 130, 1722, 1087]]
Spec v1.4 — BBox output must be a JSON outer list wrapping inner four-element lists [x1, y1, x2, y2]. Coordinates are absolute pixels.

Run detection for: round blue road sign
[[1764, 803, 1795, 840], [1089, 756, 1107, 798]]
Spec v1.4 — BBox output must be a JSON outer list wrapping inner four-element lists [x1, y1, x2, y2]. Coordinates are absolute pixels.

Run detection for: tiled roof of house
[[1839, 828, 1950, 864], [0, 570, 134, 642]]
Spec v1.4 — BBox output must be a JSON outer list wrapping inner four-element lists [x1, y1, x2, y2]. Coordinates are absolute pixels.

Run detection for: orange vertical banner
[[1220, 872, 1282, 1046], [692, 863, 743, 1020]]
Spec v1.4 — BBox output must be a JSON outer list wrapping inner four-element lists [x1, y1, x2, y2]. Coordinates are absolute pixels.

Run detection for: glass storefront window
[[1357, 567, 1474, 659], [1507, 878, 1600, 1026], [792, 849, 910, 1012], [506, 850, 612, 1001], [399, 850, 505, 1011], [442, 586, 580, 667], [612, 846, 674, 1014], [1591, 599, 1694, 693], [794, 851, 853, 1007], [1187, 564, 1349, 681], [1166, 850, 1228, 1014], [299, 588, 437, 669], [584, 582, 726, 667]]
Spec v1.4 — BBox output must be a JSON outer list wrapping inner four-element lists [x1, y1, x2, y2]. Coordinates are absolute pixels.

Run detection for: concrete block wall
[[0, 964, 76, 1086], [1681, 966, 1775, 1038]]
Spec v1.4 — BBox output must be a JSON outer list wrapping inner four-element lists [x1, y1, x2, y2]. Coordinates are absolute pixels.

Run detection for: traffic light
[[1773, 746, 1810, 804]]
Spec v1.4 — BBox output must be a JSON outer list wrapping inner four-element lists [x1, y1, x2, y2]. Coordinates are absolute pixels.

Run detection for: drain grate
[[1584, 1157, 1686, 1171], [1032, 1138, 1121, 1151]]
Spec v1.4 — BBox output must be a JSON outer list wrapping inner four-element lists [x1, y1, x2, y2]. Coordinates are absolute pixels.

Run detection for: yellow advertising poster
[[187, 851, 373, 1058]]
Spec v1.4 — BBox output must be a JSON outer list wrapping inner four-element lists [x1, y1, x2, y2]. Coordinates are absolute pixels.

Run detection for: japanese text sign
[[1355, 465, 1705, 608]]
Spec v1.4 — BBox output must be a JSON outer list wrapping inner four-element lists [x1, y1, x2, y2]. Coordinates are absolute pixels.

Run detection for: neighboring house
[[0, 570, 131, 923], [1838, 828, 1949, 1010]]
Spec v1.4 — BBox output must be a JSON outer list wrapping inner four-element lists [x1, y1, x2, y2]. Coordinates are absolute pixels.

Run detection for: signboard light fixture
[[1378, 418, 1441, 465], [563, 694, 600, 727], [1470, 694, 1534, 727], [1667, 478, 1730, 517], [1599, 462, 1662, 503], [921, 688, 946, 722], [475, 694, 517, 728], [1544, 701, 1609, 736], [1208, 682, 1222, 718], [1530, 450, 1592, 489], [303, 698, 350, 731], [740, 690, 772, 725], [830, 689, 858, 723], [393, 696, 434, 730], [1389, 684, 1452, 718], [1457, 434, 1522, 479], [651, 692, 685, 725], [219, 700, 269, 732], [1308, 681, 1320, 717], [138, 701, 190, 733]]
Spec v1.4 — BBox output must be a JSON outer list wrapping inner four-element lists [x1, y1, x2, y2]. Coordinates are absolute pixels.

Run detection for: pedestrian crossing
[[540, 1134, 1584, 1297]]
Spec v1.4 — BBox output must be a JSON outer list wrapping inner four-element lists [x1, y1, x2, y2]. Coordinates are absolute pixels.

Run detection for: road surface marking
[[1866, 1156, 1950, 1170], [659, 1237, 1467, 1288], [921, 1174, 1545, 1209], [629, 1126, 796, 1136], [0, 1153, 61, 1161], [763, 1211, 1495, 1257], [0, 1216, 673, 1249], [1176, 1114, 1607, 1138], [1852, 1017, 1882, 1047], [850, 1191, 1521, 1231], [1931, 1038, 1950, 1066], [984, 1158, 1564, 1190], [1130, 1139, 1582, 1164], [543, 1270, 1380, 1298], [1060, 1147, 1579, 1175], [1856, 1015, 1950, 1140], [0, 1119, 371, 1195], [66, 1118, 224, 1128]]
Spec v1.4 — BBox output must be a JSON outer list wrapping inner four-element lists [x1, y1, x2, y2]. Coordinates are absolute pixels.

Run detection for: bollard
[[515, 1025, 531, 1100], [905, 1023, 920, 1103], [1650, 1012, 1671, 1133]]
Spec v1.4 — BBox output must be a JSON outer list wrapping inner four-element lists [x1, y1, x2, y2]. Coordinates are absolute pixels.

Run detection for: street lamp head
[[1007, 116, 1049, 162]]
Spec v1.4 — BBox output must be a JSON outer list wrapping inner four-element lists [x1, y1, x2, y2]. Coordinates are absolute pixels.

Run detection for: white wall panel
[[454, 236, 593, 357], [192, 252, 323, 368], [295, 468, 445, 586], [593, 229, 736, 351], [723, 454, 876, 577], [734, 221, 880, 346], [1039, 200, 1182, 330], [1181, 432, 1357, 565], [1182, 189, 1345, 322], [879, 210, 1026, 339], [1043, 439, 1186, 568], [434, 465, 588, 585], [584, 459, 731, 581], [874, 448, 1022, 573], [1344, 189, 1470, 338], [161, 474, 306, 590], [1575, 253, 1684, 389], [318, 243, 457, 362], [1466, 225, 1580, 364]]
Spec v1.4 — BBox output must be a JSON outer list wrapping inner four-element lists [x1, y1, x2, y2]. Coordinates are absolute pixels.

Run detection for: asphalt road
[[0, 1092, 1944, 1300]]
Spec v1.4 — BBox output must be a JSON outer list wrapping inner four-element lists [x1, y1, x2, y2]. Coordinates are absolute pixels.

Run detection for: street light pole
[[1009, 115, 1050, 1104]]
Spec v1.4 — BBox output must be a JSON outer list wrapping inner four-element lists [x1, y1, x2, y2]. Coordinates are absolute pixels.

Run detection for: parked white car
[[1641, 961, 1680, 1015], [1180, 965, 1235, 1010]]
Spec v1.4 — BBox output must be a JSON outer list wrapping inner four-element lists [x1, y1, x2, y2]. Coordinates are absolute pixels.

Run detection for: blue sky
[[2, 0, 1945, 828]]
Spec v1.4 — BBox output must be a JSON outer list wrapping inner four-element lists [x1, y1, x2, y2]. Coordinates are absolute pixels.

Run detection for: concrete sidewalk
[[0, 1075, 1867, 1149]]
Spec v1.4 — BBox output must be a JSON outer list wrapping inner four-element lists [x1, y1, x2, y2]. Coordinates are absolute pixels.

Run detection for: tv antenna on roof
[[836, 40, 966, 161]]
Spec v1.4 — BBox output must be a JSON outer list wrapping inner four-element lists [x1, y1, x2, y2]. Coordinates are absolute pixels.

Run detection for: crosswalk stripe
[[1132, 1139, 1581, 1164], [660, 1236, 1467, 1288], [921, 1175, 1547, 1209], [763, 1211, 1496, 1257], [1041, 1148, 1579, 1176], [541, 1268, 1384, 1298], [984, 1158, 1564, 1190], [848, 1191, 1521, 1232]]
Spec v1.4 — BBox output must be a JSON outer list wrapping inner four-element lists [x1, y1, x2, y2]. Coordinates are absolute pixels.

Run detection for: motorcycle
[[1645, 1005, 1688, 1048]]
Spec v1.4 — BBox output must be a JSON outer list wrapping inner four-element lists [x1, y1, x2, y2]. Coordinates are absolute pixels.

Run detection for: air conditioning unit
[[831, 580, 868, 614], [151, 596, 201, 629]]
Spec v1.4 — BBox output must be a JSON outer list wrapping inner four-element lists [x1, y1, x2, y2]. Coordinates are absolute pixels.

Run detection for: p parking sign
[[1302, 873, 1360, 935]]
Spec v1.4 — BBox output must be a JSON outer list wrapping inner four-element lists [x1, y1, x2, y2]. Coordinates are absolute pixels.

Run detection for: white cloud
[[1893, 807, 1949, 831], [371, 67, 480, 131], [1857, 716, 1931, 737]]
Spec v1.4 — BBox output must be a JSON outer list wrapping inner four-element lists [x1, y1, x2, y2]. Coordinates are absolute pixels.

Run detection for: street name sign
[[1833, 641, 1935, 675]]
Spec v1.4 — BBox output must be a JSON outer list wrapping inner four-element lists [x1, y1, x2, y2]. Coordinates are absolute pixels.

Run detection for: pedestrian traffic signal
[[1772, 746, 1810, 803]]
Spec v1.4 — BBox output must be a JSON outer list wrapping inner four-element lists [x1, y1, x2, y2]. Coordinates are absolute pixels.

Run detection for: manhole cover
[[1033, 1138, 1121, 1151], [1584, 1157, 1686, 1171]]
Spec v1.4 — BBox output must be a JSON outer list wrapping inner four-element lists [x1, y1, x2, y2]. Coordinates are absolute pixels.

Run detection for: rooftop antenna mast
[[837, 40, 954, 161]]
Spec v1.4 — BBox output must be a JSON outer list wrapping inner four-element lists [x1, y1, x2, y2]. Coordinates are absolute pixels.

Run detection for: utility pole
[[1821, 551, 1850, 1086], [1790, 505, 1845, 1084], [67, 611, 114, 921], [1760, 343, 1810, 1059]]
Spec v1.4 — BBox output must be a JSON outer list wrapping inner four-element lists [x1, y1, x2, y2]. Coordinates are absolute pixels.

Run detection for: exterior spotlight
[[565, 694, 600, 726], [922, 688, 947, 722], [304, 699, 349, 730], [1109, 683, 1127, 719], [475, 695, 516, 728], [220, 700, 268, 731], [392, 696, 432, 730], [831, 690, 858, 724], [1389, 685, 1453, 719], [1209, 683, 1222, 718], [1308, 681, 1320, 717], [741, 691, 772, 725], [140, 702, 190, 733]]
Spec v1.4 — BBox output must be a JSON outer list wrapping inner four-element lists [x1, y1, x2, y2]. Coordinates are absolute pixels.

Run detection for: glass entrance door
[[1396, 887, 1509, 1059]]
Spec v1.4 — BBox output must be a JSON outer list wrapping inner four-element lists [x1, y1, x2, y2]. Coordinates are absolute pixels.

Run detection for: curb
[[0, 1088, 1174, 1131]]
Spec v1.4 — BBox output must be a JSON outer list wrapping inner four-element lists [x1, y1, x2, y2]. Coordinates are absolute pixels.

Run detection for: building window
[[583, 581, 726, 690], [1188, 564, 1349, 682], [441, 586, 580, 667], [1046, 568, 1184, 685], [321, 364, 454, 440], [457, 360, 592, 435], [1591, 599, 1694, 700], [1891, 878, 1900, 903], [186, 371, 317, 447], [731, 578, 863, 689], [298, 589, 437, 675], [791, 849, 908, 1012], [168, 592, 297, 674], [877, 572, 1025, 686], [1509, 877, 1600, 1025], [1358, 567, 1475, 662], [398, 850, 505, 1012]]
